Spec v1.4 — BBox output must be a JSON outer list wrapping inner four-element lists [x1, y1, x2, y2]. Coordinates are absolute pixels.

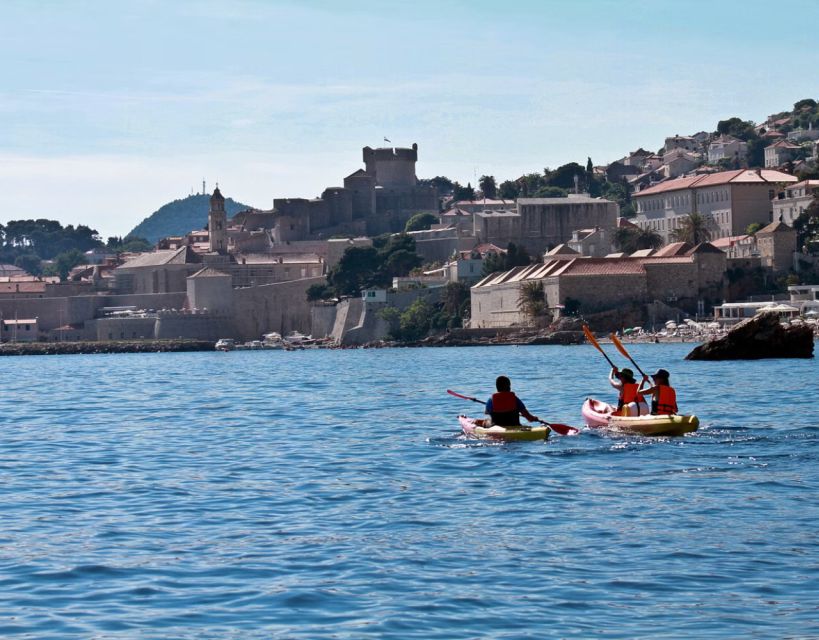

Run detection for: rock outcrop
[[685, 312, 814, 360]]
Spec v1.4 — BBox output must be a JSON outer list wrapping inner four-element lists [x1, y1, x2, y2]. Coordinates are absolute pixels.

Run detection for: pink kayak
[[459, 415, 550, 441], [581, 398, 699, 436]]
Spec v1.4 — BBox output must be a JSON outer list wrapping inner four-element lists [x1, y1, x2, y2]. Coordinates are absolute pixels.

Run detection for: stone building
[[633, 169, 798, 242], [469, 243, 727, 328], [473, 194, 618, 255], [755, 221, 796, 272]]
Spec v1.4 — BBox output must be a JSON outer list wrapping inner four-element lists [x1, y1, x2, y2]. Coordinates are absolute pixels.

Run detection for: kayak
[[459, 415, 550, 441], [581, 398, 699, 436]]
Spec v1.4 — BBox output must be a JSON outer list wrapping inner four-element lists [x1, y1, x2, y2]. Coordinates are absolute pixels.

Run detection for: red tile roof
[[556, 258, 646, 276], [653, 242, 693, 257], [0, 282, 46, 294], [634, 169, 797, 196]]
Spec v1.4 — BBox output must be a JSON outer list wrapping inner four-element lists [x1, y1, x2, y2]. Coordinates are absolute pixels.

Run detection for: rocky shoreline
[[0, 339, 215, 356]]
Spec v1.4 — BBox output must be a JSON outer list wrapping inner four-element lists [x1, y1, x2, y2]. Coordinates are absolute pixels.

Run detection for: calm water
[[0, 343, 817, 639]]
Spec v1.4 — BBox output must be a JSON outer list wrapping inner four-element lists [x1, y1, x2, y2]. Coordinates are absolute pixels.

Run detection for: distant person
[[485, 376, 539, 427], [609, 367, 649, 416], [639, 369, 679, 415]]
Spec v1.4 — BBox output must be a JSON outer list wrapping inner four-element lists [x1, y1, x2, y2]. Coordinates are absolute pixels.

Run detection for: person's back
[[485, 375, 539, 427]]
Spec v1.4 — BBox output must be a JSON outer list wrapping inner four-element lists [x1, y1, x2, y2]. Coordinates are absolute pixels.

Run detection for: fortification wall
[[232, 276, 324, 341], [155, 312, 234, 341], [310, 303, 338, 338]]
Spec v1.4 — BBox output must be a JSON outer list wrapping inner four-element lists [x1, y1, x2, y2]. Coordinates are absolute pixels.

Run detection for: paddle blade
[[582, 324, 602, 351], [610, 333, 630, 359], [542, 422, 581, 436]]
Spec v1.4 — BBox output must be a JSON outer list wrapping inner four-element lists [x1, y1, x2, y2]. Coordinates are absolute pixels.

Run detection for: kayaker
[[485, 376, 539, 427], [639, 369, 679, 415], [609, 367, 649, 416]]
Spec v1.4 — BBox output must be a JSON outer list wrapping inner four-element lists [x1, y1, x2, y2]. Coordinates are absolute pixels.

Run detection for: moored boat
[[581, 398, 699, 436], [459, 415, 550, 441], [215, 338, 236, 351]]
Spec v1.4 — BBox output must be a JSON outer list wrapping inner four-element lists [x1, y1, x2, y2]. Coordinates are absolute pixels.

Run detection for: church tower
[[208, 186, 227, 254]]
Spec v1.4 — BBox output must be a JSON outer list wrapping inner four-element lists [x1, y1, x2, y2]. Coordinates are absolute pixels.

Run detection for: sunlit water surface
[[1, 344, 817, 638]]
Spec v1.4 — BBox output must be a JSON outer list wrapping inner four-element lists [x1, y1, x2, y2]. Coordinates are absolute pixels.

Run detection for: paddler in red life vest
[[609, 367, 649, 416], [639, 369, 679, 416], [485, 376, 539, 427]]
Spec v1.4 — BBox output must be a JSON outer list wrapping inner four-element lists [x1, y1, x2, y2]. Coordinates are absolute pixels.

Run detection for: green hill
[[128, 194, 250, 243]]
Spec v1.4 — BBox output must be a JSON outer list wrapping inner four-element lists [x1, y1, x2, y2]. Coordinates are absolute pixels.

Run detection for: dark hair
[[495, 375, 511, 392]]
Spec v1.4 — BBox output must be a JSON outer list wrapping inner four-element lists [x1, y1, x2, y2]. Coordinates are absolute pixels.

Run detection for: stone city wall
[[232, 276, 325, 341]]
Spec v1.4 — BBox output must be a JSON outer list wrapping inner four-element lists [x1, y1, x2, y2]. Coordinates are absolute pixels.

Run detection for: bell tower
[[208, 185, 227, 254]]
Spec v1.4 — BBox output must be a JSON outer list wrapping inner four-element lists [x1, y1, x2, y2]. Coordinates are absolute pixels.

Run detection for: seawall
[[0, 340, 215, 356]]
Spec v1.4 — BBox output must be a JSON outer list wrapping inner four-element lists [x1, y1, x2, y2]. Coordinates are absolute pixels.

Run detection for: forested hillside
[[128, 194, 249, 243]]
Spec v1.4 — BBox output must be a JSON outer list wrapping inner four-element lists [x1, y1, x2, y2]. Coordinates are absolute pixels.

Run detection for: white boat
[[215, 338, 236, 351], [284, 331, 312, 345]]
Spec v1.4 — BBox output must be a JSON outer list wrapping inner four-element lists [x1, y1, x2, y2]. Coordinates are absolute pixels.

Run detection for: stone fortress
[[231, 143, 438, 251]]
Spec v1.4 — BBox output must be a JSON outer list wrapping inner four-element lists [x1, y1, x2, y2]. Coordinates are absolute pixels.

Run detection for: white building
[[707, 135, 747, 164], [772, 180, 819, 225]]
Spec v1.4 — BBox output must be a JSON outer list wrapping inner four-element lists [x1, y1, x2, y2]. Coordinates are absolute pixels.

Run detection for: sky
[[2, 0, 818, 239]]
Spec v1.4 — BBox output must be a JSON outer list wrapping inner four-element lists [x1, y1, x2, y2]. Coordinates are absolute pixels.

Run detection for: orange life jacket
[[652, 385, 678, 415], [490, 391, 521, 426], [619, 383, 646, 406]]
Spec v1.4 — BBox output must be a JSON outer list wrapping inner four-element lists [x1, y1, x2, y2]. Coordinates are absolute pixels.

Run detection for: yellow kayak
[[582, 398, 699, 436], [459, 415, 550, 441]]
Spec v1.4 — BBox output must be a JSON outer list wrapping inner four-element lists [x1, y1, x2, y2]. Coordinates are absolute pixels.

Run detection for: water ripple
[[0, 345, 817, 638]]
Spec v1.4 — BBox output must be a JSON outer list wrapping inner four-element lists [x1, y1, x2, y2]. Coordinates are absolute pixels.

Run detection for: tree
[[478, 175, 497, 199], [498, 180, 519, 200], [14, 253, 42, 276], [518, 280, 547, 326], [327, 246, 382, 296], [671, 213, 712, 245], [716, 117, 756, 141], [533, 186, 568, 198], [794, 98, 817, 111], [481, 251, 506, 276], [404, 212, 439, 232], [614, 227, 663, 253], [44, 249, 87, 281], [746, 222, 764, 235], [306, 283, 331, 301], [546, 162, 587, 191], [505, 242, 531, 268], [441, 282, 469, 316], [398, 298, 434, 341], [381, 249, 422, 279], [453, 182, 474, 201], [793, 198, 819, 251], [421, 176, 454, 194]]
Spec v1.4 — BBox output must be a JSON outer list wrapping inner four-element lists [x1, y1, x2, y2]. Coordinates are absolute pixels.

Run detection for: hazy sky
[[2, 0, 817, 238]]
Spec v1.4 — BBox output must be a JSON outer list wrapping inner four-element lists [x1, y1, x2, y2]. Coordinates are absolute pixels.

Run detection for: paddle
[[609, 333, 647, 379], [582, 324, 616, 368], [446, 389, 579, 435]]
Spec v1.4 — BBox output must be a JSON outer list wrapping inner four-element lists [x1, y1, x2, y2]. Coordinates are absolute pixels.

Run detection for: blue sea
[[1, 343, 817, 639]]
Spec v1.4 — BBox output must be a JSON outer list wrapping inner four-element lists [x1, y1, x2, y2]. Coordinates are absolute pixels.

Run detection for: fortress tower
[[208, 186, 227, 254], [363, 143, 418, 188]]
